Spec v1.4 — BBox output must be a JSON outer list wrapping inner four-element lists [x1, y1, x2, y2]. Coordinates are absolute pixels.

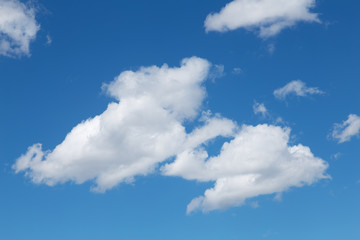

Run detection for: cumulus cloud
[[14, 57, 329, 213], [13, 57, 237, 192], [274, 80, 324, 100], [162, 124, 329, 214], [204, 0, 320, 37], [332, 114, 360, 143], [253, 101, 267, 116], [0, 0, 39, 57]]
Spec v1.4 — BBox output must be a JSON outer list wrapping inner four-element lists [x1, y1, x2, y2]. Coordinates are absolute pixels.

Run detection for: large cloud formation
[[0, 0, 39, 57], [205, 0, 320, 37], [162, 124, 329, 213], [14, 57, 237, 192], [14, 57, 328, 212]]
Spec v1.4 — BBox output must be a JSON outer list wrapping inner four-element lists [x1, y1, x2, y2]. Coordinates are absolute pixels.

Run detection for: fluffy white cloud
[[253, 101, 267, 116], [14, 57, 329, 212], [274, 80, 323, 100], [332, 114, 360, 143], [13, 57, 237, 192], [205, 0, 320, 37], [0, 0, 39, 57], [162, 124, 329, 214]]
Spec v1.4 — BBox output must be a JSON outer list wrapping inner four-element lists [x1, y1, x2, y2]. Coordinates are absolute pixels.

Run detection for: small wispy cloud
[[253, 101, 267, 117], [332, 114, 360, 143], [274, 80, 324, 100], [209, 64, 225, 82], [232, 67, 242, 75], [267, 43, 275, 54], [331, 152, 342, 160], [46, 34, 52, 45]]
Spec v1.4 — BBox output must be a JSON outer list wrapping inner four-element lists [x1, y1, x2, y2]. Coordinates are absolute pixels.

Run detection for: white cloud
[[162, 124, 328, 214], [13, 57, 237, 192], [332, 114, 360, 143], [0, 0, 40, 57], [204, 0, 320, 37], [274, 80, 323, 100], [253, 101, 267, 116], [14, 57, 329, 213]]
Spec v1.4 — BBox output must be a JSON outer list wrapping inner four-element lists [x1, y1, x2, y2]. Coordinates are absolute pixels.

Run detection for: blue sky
[[0, 0, 360, 239]]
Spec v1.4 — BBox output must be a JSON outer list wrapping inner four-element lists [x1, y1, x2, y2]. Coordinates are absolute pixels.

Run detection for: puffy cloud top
[[104, 58, 210, 121]]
